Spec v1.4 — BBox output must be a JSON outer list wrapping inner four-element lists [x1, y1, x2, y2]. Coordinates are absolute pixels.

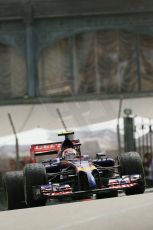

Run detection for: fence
[[119, 116, 153, 187]]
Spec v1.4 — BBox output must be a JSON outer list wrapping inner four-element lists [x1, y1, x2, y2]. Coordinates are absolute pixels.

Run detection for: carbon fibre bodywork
[[32, 155, 143, 201], [3, 132, 146, 210]]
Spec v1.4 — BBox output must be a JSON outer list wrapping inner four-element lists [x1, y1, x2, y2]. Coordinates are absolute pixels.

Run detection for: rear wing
[[30, 140, 80, 163], [30, 142, 62, 163]]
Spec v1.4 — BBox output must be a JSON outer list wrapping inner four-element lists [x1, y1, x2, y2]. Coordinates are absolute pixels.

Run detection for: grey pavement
[[0, 189, 153, 230]]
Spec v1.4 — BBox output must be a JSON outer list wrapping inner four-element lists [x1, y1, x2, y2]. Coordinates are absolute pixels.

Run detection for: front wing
[[33, 174, 143, 200]]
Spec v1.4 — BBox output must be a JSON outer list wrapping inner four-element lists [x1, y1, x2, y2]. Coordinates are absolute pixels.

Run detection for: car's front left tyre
[[118, 152, 145, 195]]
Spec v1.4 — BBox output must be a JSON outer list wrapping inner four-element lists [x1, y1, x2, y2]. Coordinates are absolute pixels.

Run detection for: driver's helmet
[[62, 148, 77, 160]]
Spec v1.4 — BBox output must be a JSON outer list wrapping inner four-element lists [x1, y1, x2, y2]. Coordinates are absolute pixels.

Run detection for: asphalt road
[[0, 191, 153, 230]]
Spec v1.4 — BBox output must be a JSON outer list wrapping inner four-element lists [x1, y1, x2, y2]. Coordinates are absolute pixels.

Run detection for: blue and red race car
[[3, 131, 145, 210]]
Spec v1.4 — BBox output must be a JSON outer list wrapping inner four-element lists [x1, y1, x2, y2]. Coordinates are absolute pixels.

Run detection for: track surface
[[0, 191, 153, 230]]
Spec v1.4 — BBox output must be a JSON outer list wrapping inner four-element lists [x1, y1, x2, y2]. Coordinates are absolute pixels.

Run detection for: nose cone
[[86, 171, 97, 189]]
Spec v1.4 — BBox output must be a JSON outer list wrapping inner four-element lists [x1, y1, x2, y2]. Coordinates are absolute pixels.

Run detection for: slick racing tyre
[[24, 163, 47, 207], [118, 152, 145, 195], [3, 171, 25, 210]]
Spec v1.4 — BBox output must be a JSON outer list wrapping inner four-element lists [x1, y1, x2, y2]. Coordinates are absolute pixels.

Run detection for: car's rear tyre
[[3, 171, 25, 210], [118, 152, 145, 195], [24, 163, 47, 207]]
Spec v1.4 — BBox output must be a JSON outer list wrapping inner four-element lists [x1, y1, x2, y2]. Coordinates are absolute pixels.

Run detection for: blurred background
[[0, 0, 153, 188]]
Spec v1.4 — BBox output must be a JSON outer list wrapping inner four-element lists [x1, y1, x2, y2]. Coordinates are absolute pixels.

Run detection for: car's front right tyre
[[24, 163, 47, 207]]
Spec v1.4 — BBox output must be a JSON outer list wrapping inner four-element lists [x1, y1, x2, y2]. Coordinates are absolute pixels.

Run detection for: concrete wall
[[0, 1, 153, 100]]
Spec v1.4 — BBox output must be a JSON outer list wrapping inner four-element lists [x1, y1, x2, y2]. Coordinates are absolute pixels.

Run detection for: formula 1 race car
[[3, 131, 146, 210]]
